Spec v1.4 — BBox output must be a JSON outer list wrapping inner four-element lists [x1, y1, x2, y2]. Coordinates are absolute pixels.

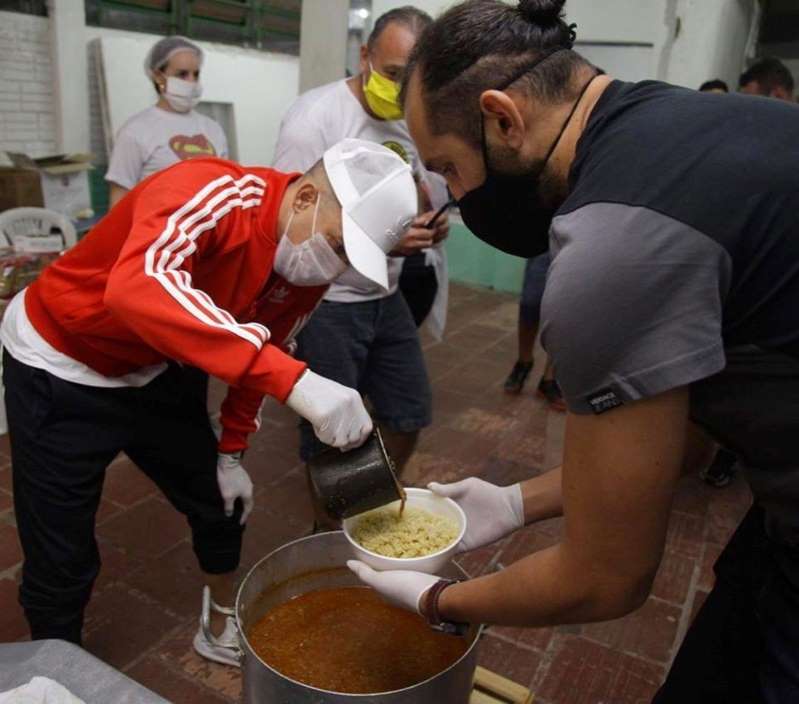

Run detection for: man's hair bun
[[518, 0, 567, 24]]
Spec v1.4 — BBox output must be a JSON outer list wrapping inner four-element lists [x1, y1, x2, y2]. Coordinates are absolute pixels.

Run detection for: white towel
[[0, 677, 86, 704], [424, 244, 449, 343]]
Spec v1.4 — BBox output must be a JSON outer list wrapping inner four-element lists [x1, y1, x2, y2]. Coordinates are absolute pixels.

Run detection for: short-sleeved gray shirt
[[540, 81, 799, 545]]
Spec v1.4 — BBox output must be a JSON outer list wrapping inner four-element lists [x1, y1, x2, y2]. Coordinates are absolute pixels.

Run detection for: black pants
[[398, 252, 438, 327], [653, 506, 799, 703], [3, 352, 243, 645], [181, 364, 210, 405]]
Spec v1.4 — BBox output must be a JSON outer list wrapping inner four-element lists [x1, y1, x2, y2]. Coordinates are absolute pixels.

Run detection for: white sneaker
[[192, 586, 240, 667]]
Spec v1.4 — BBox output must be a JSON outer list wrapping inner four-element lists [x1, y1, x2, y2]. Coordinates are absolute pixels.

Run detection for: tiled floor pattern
[[0, 283, 751, 703]]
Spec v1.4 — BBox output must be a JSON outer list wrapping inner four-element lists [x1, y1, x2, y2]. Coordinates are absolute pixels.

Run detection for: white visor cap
[[323, 138, 417, 291]]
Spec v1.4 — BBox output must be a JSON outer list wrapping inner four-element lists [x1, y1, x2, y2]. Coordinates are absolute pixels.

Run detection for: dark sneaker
[[504, 361, 534, 394], [537, 378, 567, 412], [700, 448, 737, 488]]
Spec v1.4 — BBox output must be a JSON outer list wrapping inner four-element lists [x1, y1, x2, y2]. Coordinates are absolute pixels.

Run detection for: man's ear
[[293, 183, 319, 212], [479, 89, 526, 150]]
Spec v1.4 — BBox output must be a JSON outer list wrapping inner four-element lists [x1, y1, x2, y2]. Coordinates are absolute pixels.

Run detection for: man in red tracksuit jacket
[[0, 138, 418, 664]]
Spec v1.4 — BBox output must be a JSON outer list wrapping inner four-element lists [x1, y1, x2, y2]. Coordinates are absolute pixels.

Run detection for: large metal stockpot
[[235, 532, 482, 704]]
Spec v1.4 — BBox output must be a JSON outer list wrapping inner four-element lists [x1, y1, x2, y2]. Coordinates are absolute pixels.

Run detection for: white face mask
[[274, 195, 347, 286], [162, 76, 202, 112]]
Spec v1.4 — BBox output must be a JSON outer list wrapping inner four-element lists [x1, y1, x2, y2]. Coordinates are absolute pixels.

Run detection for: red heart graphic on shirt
[[169, 134, 217, 160]]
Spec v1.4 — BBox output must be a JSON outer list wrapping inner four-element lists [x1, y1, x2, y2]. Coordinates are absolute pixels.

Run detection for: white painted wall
[[300, 0, 349, 92], [662, 0, 756, 90], [94, 32, 298, 167], [568, 0, 663, 43], [0, 10, 57, 157], [577, 44, 656, 82], [49, 0, 90, 155]]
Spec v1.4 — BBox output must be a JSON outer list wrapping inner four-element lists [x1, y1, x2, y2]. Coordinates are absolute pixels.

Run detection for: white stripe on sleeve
[[144, 173, 271, 349]]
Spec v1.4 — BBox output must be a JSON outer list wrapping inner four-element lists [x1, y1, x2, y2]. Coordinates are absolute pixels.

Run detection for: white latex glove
[[217, 453, 254, 525], [429, 478, 524, 552], [286, 370, 373, 451], [347, 560, 440, 615]]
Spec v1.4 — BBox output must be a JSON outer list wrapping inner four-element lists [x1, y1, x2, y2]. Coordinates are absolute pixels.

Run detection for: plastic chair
[[0, 207, 77, 252], [0, 208, 77, 435]]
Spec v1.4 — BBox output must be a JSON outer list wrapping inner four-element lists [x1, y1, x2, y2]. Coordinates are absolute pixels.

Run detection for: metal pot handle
[[201, 585, 243, 664]]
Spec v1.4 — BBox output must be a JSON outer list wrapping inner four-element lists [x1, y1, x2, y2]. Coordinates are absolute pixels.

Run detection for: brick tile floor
[[0, 283, 752, 703]]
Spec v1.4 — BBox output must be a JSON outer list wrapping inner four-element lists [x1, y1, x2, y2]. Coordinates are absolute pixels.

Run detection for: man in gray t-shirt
[[346, 3, 799, 702]]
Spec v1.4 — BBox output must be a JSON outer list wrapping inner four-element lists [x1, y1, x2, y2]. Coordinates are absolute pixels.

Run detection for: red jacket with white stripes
[[24, 158, 326, 453]]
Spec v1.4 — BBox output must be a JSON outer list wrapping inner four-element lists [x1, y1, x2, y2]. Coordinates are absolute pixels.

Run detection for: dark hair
[[698, 79, 729, 93], [367, 6, 433, 52], [402, 0, 590, 147], [739, 58, 795, 94]]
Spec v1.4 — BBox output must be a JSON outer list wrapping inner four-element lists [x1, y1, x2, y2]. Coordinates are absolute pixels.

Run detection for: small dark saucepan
[[307, 428, 405, 520]]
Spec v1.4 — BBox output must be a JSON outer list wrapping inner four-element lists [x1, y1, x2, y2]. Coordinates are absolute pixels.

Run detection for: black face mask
[[458, 54, 598, 258]]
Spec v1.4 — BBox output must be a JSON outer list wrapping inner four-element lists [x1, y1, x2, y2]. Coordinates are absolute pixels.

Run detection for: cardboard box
[[0, 152, 93, 218], [0, 152, 44, 212], [33, 153, 94, 218]]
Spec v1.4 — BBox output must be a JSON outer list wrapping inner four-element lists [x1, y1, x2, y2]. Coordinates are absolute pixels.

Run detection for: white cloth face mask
[[163, 76, 202, 112], [274, 195, 347, 286]]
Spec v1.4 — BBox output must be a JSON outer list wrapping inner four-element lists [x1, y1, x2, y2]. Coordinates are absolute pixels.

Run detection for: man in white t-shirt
[[106, 36, 229, 207], [273, 6, 449, 494]]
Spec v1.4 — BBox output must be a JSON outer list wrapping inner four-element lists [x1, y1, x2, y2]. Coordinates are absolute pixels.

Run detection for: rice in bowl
[[351, 506, 459, 558]]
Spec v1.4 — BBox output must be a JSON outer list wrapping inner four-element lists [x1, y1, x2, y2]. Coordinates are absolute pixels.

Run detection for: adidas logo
[[269, 285, 290, 303]]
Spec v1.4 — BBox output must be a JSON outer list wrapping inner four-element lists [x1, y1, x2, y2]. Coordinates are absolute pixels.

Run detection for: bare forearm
[[439, 543, 640, 628], [109, 183, 128, 207], [437, 392, 686, 630], [520, 466, 563, 523]]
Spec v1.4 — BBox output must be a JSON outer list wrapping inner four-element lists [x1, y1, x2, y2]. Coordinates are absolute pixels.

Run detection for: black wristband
[[422, 579, 456, 626], [422, 579, 470, 636]]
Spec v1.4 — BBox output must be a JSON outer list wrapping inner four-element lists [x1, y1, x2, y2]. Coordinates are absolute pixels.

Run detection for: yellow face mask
[[363, 63, 403, 121]]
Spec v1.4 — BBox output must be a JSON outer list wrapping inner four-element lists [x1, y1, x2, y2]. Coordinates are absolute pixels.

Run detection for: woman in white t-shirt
[[105, 36, 228, 207]]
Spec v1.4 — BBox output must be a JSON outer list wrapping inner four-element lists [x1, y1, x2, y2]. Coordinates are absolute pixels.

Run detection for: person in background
[[699, 79, 729, 94], [739, 57, 795, 101], [105, 36, 229, 207], [1, 139, 416, 666], [702, 60, 796, 488], [503, 251, 565, 411], [273, 6, 448, 496]]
